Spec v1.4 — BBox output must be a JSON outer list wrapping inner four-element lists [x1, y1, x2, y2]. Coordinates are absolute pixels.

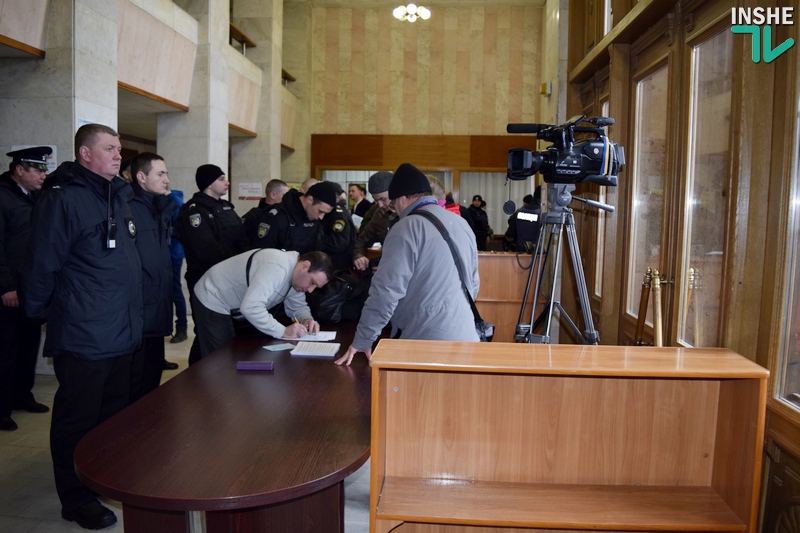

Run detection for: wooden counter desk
[[74, 322, 370, 533], [475, 251, 540, 342], [369, 341, 768, 533]]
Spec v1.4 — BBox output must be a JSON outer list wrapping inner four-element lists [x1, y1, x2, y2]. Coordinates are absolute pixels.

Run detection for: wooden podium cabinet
[[369, 341, 768, 533]]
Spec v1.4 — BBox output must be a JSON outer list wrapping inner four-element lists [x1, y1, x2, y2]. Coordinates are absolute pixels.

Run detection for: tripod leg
[[564, 216, 599, 344], [516, 221, 554, 343]]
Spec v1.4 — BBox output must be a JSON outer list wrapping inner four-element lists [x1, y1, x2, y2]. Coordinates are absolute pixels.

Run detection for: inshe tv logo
[[731, 7, 794, 63]]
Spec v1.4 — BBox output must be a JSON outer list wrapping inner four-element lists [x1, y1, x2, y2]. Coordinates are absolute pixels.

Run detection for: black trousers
[[51, 353, 131, 510], [130, 337, 165, 403], [0, 305, 42, 417], [193, 296, 235, 359]]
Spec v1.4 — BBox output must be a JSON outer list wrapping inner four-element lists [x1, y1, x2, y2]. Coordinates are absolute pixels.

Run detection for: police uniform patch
[[258, 222, 270, 238], [126, 218, 136, 237], [333, 220, 345, 232], [190, 214, 201, 228], [269, 208, 278, 216]]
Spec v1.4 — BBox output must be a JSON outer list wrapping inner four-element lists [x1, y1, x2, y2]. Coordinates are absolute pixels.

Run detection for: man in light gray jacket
[[336, 163, 479, 366], [193, 249, 332, 358]]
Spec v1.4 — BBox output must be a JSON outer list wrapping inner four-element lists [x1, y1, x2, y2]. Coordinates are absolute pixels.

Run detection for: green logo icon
[[732, 25, 795, 63]]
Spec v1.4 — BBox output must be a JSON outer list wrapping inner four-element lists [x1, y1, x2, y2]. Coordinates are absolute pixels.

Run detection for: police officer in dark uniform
[[24, 124, 143, 529], [0, 146, 51, 432], [127, 153, 176, 401], [175, 164, 247, 365], [320, 184, 356, 273], [246, 181, 338, 253], [467, 194, 493, 251], [504, 187, 542, 252]]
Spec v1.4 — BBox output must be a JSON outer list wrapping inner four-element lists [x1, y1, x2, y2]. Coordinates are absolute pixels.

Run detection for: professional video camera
[[506, 115, 624, 186]]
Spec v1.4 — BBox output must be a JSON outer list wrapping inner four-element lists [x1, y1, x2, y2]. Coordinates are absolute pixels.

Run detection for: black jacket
[[0, 171, 36, 295], [129, 182, 177, 337], [320, 200, 356, 272], [467, 204, 492, 238], [245, 190, 320, 254], [175, 192, 246, 290], [23, 161, 143, 359]]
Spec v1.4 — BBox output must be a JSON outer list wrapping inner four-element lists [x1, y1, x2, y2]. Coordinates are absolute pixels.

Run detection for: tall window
[[778, 82, 800, 407], [677, 29, 733, 347], [626, 66, 668, 323]]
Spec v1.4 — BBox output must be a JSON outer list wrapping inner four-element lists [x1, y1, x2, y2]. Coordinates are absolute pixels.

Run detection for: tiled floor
[[0, 323, 370, 532]]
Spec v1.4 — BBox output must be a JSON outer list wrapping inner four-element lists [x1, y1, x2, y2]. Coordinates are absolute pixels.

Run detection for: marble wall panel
[[310, 4, 543, 135], [228, 64, 261, 133], [118, 0, 197, 107], [0, 0, 49, 51]]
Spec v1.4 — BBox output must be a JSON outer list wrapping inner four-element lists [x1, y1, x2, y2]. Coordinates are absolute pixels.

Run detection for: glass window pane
[[677, 30, 733, 347], [626, 66, 668, 322], [778, 84, 800, 407]]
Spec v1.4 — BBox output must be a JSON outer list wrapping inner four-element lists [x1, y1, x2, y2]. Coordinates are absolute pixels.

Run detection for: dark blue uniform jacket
[[0, 171, 36, 295], [23, 162, 143, 360], [128, 182, 176, 337]]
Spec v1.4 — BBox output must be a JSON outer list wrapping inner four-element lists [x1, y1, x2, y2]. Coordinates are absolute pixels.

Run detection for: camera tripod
[[514, 183, 613, 344]]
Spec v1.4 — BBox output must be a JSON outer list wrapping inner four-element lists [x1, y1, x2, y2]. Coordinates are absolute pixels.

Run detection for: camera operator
[[504, 186, 542, 252]]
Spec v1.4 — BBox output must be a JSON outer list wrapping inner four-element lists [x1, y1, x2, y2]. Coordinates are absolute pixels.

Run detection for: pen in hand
[[291, 315, 308, 337]]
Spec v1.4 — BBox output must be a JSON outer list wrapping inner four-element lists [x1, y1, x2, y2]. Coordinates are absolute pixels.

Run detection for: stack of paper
[[290, 341, 341, 357]]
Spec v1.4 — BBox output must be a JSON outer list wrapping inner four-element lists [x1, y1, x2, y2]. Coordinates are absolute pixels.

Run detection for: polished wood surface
[[370, 341, 767, 533], [370, 339, 769, 377], [377, 477, 745, 531], [75, 323, 370, 512]]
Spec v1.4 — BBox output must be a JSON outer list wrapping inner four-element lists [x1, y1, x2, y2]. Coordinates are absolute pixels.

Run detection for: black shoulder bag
[[230, 249, 263, 335], [410, 210, 494, 342]]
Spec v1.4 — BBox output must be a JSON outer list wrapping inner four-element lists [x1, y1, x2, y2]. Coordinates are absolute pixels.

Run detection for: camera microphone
[[503, 200, 516, 215], [506, 123, 542, 134]]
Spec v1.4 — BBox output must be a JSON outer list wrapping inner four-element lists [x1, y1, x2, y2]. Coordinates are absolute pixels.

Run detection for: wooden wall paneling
[[760, 15, 800, 384], [715, 0, 776, 360], [227, 66, 260, 134], [469, 136, 537, 170], [382, 136, 471, 170], [310, 135, 537, 176], [310, 135, 385, 176]]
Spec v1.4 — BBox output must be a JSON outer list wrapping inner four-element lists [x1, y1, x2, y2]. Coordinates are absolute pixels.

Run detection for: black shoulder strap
[[409, 209, 482, 322], [245, 249, 264, 286]]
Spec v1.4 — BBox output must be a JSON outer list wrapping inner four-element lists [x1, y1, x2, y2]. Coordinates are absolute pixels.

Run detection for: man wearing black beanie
[[336, 162, 480, 366], [175, 164, 248, 365], [244, 180, 337, 253]]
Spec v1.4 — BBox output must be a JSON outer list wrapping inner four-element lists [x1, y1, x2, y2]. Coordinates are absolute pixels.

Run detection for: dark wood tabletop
[[74, 322, 371, 512]]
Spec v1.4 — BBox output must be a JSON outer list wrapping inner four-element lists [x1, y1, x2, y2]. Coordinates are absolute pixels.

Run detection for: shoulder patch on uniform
[[333, 220, 345, 232], [127, 219, 137, 237], [189, 213, 201, 228], [258, 222, 270, 238]]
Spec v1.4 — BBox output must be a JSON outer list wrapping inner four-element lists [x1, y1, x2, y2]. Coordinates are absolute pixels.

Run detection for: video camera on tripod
[[505, 115, 625, 345], [506, 115, 624, 186]]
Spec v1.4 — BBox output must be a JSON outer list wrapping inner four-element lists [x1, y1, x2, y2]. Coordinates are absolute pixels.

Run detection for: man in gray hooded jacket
[[335, 163, 479, 366]]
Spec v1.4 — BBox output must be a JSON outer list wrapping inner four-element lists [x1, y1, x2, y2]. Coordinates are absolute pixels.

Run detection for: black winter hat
[[306, 181, 340, 207], [388, 163, 432, 200], [196, 164, 225, 191]]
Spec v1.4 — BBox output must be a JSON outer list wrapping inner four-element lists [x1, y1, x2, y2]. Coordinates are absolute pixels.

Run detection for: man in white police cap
[[0, 146, 51, 432]]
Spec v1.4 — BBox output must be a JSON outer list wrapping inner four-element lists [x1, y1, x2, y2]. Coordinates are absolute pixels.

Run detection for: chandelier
[[393, 3, 431, 22]]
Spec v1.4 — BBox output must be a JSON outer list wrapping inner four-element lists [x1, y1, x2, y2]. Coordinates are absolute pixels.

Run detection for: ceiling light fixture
[[393, 3, 431, 23]]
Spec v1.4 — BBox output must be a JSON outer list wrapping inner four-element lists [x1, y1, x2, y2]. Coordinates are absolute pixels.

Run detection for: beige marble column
[[157, 0, 229, 201], [0, 0, 119, 165], [229, 0, 284, 213]]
